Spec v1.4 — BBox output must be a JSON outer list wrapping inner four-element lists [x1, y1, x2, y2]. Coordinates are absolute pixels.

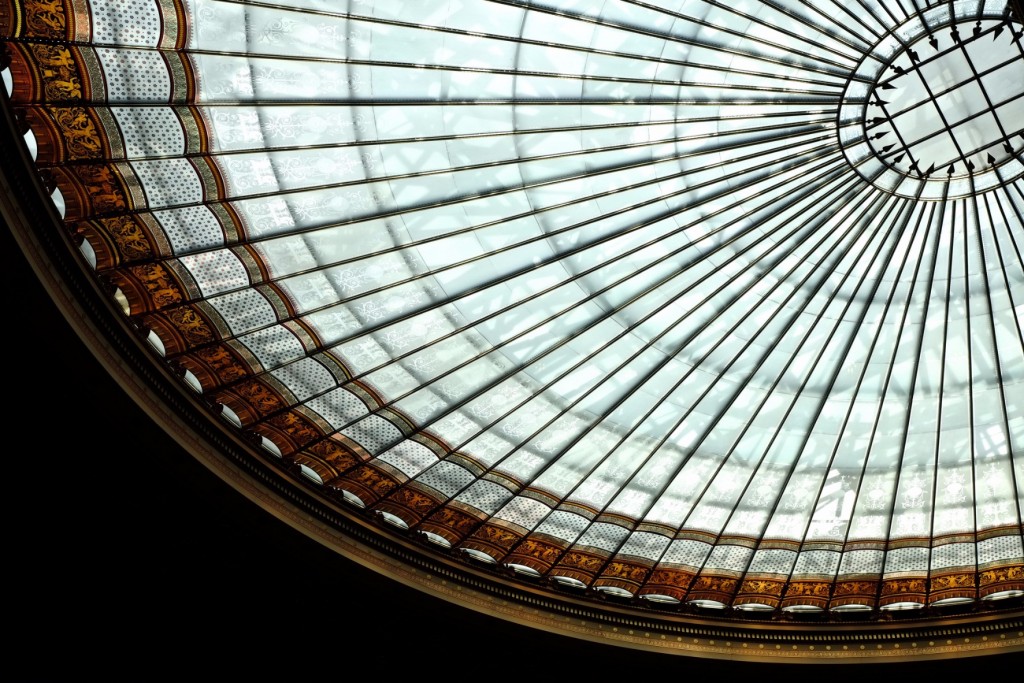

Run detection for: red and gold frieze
[[548, 549, 607, 586], [685, 573, 740, 605], [928, 571, 976, 603], [331, 464, 400, 507], [74, 215, 157, 270], [636, 567, 696, 602], [249, 410, 326, 455], [879, 577, 927, 607], [105, 262, 187, 315], [829, 580, 879, 608], [374, 484, 444, 526], [592, 560, 652, 594], [503, 537, 569, 575], [46, 162, 131, 220], [461, 523, 524, 561], [5, 41, 90, 103], [2, 0, 74, 40], [140, 304, 218, 355], [174, 344, 253, 390], [418, 505, 484, 546], [780, 581, 832, 609], [732, 578, 786, 608], [212, 377, 295, 426], [979, 563, 1024, 598], [304, 437, 362, 475], [17, 105, 103, 162]]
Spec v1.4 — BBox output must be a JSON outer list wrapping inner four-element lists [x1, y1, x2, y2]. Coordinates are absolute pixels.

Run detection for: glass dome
[[2, 0, 1023, 662]]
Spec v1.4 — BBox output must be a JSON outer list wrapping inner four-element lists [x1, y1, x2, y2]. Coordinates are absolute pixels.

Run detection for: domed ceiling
[[2, 0, 1023, 661]]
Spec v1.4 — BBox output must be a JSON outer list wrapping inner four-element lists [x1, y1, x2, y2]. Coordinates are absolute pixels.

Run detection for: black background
[[3, 221, 1021, 681]]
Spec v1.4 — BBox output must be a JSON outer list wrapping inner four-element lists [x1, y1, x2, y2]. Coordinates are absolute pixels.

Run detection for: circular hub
[[839, 11, 1024, 199]]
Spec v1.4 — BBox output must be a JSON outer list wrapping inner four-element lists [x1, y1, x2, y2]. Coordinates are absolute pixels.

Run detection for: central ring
[[838, 8, 1024, 200]]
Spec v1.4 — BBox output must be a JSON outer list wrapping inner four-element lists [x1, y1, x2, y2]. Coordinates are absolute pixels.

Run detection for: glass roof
[[3, 0, 1022, 621]]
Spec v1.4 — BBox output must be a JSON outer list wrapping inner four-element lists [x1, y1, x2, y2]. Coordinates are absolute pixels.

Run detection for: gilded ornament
[[97, 216, 153, 261], [193, 345, 249, 384], [979, 564, 1024, 586], [268, 411, 322, 446], [30, 43, 82, 100], [426, 507, 479, 535], [516, 539, 563, 564], [393, 487, 438, 514], [235, 380, 284, 415], [833, 581, 875, 595], [691, 576, 737, 593], [647, 569, 694, 588], [52, 106, 100, 158], [560, 552, 605, 572], [930, 573, 975, 590], [309, 440, 359, 471], [127, 263, 184, 310], [476, 524, 521, 549], [524, 540, 565, 565], [784, 582, 830, 597], [349, 465, 397, 497], [164, 305, 214, 345], [24, 0, 68, 38], [75, 164, 127, 213], [739, 580, 784, 596], [602, 562, 649, 583], [881, 578, 926, 595]]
